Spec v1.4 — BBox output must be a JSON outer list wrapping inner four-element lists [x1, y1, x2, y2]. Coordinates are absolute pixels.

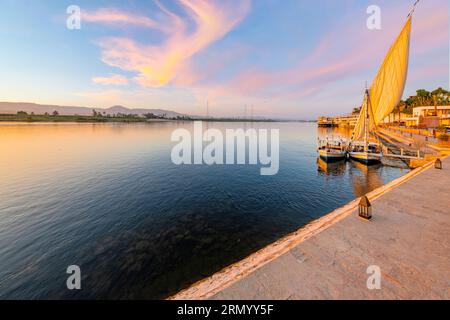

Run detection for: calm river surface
[[0, 122, 408, 299]]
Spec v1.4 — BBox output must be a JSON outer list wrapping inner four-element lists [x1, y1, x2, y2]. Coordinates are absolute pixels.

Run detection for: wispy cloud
[[85, 0, 251, 88], [92, 74, 129, 86], [201, 35, 368, 103]]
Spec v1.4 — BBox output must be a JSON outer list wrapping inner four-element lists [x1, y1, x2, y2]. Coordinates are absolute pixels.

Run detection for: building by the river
[[403, 106, 450, 128], [317, 114, 358, 128], [319, 106, 450, 129]]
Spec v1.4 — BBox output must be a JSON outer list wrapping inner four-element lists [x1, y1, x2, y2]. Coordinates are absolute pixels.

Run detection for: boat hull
[[319, 149, 347, 162], [349, 152, 382, 165]]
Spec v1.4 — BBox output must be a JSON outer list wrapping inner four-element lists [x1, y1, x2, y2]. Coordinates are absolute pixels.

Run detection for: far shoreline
[[0, 114, 316, 124]]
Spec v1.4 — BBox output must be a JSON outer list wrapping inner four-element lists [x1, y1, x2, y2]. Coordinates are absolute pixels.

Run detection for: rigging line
[[407, 0, 420, 18]]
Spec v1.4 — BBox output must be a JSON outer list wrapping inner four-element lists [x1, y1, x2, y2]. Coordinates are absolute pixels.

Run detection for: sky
[[0, 0, 448, 119]]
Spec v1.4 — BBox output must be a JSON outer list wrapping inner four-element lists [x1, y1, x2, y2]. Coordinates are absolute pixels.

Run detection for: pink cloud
[[85, 0, 251, 88], [92, 74, 129, 86]]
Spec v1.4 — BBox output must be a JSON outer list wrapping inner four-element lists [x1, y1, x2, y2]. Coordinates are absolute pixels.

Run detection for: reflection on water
[[317, 158, 385, 197], [317, 158, 347, 176], [0, 122, 408, 299], [316, 126, 386, 197], [348, 161, 385, 197]]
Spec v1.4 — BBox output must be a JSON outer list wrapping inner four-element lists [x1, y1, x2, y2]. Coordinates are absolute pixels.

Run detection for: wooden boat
[[348, 141, 382, 165], [317, 138, 347, 162], [318, 148, 346, 162]]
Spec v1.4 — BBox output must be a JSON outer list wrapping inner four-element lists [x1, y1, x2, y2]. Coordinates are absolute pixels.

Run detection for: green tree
[[416, 89, 431, 106], [431, 87, 449, 105], [352, 107, 361, 115]]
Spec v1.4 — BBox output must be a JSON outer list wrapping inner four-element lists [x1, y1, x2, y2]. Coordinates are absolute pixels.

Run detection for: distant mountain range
[[0, 102, 187, 118], [0, 101, 315, 122]]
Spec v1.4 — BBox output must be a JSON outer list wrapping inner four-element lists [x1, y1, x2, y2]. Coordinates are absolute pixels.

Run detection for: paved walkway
[[173, 158, 449, 300]]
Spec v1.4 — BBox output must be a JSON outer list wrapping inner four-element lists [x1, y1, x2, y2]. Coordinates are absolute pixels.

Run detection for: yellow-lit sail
[[351, 94, 378, 141], [352, 17, 412, 141]]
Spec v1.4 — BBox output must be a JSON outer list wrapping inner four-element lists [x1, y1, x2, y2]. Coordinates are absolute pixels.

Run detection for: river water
[[0, 122, 408, 299]]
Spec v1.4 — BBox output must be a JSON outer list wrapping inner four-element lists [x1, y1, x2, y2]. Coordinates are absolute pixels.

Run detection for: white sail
[[352, 17, 412, 141]]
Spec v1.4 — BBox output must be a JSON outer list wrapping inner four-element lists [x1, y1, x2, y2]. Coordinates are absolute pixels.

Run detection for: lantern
[[358, 196, 372, 220], [435, 158, 442, 170]]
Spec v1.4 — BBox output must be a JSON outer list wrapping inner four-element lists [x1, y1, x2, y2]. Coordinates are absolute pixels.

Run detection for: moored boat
[[318, 148, 347, 162], [317, 138, 347, 162], [348, 142, 382, 164]]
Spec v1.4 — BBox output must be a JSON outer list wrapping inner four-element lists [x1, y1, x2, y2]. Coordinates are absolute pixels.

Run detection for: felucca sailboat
[[349, 2, 417, 165]]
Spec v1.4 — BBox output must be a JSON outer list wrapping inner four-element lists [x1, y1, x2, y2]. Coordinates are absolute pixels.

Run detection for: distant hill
[[0, 102, 187, 118]]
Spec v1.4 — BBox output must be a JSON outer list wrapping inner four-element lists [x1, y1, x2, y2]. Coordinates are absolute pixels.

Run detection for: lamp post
[[435, 158, 442, 170], [359, 196, 372, 220]]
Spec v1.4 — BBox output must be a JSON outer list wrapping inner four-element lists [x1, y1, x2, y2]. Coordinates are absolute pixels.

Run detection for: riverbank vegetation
[[0, 110, 193, 123], [352, 87, 450, 116], [0, 110, 311, 123], [0, 112, 149, 123], [403, 87, 450, 109]]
